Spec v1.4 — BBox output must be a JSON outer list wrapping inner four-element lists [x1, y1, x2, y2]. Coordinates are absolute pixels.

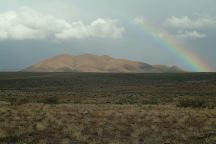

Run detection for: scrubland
[[0, 72, 216, 143]]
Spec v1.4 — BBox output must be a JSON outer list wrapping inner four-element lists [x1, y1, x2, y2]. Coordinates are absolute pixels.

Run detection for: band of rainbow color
[[136, 17, 212, 72]]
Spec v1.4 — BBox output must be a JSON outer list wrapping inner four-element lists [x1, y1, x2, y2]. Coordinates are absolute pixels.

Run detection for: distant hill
[[23, 54, 185, 73]]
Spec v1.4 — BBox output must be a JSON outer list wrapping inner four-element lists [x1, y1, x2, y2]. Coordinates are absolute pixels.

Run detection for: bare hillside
[[24, 54, 184, 73]]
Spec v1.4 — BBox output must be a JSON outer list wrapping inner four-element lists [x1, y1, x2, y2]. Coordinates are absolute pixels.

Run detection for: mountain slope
[[23, 54, 184, 73]]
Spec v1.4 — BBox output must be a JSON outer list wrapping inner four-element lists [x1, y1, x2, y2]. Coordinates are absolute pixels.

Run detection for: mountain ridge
[[23, 54, 185, 73]]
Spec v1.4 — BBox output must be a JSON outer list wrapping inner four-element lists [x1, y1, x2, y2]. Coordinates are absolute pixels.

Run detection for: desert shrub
[[8, 97, 29, 105], [8, 98, 17, 105], [9, 98, 17, 102], [140, 99, 160, 105], [116, 97, 138, 104], [43, 97, 59, 104], [176, 97, 214, 108], [0, 135, 22, 143]]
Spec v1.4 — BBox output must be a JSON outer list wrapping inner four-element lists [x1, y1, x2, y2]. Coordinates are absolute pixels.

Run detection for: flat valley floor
[[0, 72, 216, 144]]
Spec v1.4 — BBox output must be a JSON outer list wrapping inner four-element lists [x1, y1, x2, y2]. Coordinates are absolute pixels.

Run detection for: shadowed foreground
[[0, 72, 216, 144]]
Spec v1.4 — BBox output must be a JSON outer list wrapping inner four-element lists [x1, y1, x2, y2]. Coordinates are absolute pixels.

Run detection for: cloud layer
[[56, 19, 125, 40], [166, 16, 216, 29], [0, 7, 125, 40], [163, 16, 216, 40], [176, 30, 206, 40]]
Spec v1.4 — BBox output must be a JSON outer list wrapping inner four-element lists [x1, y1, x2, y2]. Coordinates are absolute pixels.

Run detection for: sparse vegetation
[[43, 97, 59, 104], [0, 72, 216, 143], [177, 96, 215, 108], [0, 104, 215, 144]]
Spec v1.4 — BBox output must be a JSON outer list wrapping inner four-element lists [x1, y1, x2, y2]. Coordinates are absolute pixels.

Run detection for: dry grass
[[0, 102, 216, 144], [0, 73, 216, 143]]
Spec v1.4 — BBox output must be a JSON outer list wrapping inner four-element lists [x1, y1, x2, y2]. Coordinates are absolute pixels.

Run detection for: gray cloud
[[163, 16, 216, 40], [0, 7, 125, 40], [166, 16, 216, 29], [176, 30, 206, 40]]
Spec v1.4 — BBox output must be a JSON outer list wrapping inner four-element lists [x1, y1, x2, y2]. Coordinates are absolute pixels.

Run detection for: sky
[[0, 0, 216, 71]]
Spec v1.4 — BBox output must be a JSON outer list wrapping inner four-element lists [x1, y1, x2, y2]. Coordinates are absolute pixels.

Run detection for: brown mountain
[[23, 54, 184, 73]]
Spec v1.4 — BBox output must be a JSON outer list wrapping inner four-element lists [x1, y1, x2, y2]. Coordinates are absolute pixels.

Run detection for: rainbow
[[135, 17, 212, 72]]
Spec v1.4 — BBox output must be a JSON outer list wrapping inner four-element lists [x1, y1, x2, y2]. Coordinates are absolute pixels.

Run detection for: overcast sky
[[0, 0, 216, 71]]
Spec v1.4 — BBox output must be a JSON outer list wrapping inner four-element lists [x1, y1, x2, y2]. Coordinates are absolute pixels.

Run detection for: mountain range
[[23, 54, 184, 73]]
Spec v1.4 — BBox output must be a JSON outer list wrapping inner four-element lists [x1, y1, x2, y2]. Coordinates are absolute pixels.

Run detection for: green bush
[[43, 97, 59, 104], [177, 97, 214, 108]]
